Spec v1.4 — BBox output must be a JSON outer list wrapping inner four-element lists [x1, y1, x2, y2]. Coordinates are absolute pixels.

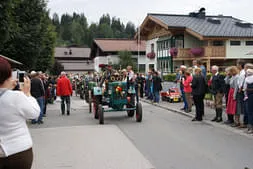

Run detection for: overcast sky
[[47, 0, 253, 27]]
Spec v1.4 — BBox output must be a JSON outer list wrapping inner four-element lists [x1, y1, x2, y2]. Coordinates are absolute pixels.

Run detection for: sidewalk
[[140, 98, 253, 139]]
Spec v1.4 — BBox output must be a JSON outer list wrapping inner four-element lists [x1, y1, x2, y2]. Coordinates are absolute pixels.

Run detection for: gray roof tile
[[150, 14, 253, 37]]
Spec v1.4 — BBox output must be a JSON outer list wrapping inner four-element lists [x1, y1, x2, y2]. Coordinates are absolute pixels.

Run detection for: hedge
[[163, 73, 176, 82]]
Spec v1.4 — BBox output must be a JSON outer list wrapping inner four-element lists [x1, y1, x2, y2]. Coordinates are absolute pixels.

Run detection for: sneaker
[[37, 121, 44, 124]]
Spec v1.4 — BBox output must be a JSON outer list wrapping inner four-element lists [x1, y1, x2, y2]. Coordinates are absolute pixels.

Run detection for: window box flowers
[[147, 52, 156, 59], [190, 47, 204, 56], [170, 47, 178, 57]]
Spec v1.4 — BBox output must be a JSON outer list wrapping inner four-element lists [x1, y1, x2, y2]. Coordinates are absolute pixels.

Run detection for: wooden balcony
[[175, 46, 226, 59]]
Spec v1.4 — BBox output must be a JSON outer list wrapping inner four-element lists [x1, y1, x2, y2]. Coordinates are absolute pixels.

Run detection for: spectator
[[152, 71, 162, 104], [210, 65, 225, 122], [236, 60, 246, 128], [57, 72, 73, 115], [224, 67, 234, 124], [0, 58, 40, 169], [244, 68, 253, 133], [226, 66, 239, 127], [191, 68, 207, 121], [30, 71, 45, 124], [179, 65, 187, 111], [183, 69, 193, 113]]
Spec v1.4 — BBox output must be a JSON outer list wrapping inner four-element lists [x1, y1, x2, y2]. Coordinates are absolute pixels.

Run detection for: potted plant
[[190, 47, 204, 56], [170, 47, 178, 57]]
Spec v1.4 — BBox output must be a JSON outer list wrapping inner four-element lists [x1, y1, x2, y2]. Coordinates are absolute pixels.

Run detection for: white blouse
[[0, 89, 40, 157]]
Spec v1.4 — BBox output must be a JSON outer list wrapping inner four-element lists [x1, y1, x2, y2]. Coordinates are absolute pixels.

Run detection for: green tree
[[111, 17, 125, 38], [50, 60, 64, 75], [0, 0, 56, 71], [99, 13, 111, 26], [125, 22, 136, 38], [60, 14, 72, 42], [97, 23, 113, 38], [118, 51, 137, 71]]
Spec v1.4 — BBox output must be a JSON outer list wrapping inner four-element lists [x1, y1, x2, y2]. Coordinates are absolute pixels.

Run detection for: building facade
[[54, 47, 93, 73], [90, 39, 146, 72], [138, 8, 253, 73]]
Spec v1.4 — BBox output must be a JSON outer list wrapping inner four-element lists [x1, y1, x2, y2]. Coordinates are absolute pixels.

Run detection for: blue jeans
[[180, 89, 188, 109], [32, 97, 44, 123], [153, 91, 160, 103]]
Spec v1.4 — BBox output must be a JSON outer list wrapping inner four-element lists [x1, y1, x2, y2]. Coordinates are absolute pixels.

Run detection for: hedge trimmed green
[[163, 74, 176, 82]]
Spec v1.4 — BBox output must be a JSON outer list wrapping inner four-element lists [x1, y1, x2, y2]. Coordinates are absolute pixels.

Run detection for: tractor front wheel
[[136, 102, 142, 122], [98, 104, 104, 124]]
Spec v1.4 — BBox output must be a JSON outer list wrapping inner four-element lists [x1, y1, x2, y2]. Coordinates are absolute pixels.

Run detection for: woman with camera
[[0, 58, 40, 169]]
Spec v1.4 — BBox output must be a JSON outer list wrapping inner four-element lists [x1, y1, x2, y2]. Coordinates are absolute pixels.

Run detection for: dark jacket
[[31, 78, 45, 98], [191, 75, 207, 96], [210, 73, 225, 95], [152, 76, 162, 92]]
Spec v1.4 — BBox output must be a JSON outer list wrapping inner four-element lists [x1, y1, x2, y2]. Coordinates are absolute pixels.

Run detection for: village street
[[30, 95, 253, 169]]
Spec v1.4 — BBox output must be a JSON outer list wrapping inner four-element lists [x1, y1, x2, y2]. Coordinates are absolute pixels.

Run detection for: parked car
[[161, 87, 181, 103]]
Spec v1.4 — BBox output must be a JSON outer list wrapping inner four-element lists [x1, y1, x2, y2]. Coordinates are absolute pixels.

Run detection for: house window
[[149, 64, 154, 70], [246, 41, 253, 46], [230, 41, 241, 46], [175, 39, 183, 48], [151, 43, 154, 52], [213, 41, 224, 46], [138, 64, 145, 73]]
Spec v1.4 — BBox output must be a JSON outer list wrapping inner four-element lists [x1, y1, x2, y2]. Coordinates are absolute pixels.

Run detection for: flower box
[[147, 52, 156, 59], [190, 48, 204, 56], [170, 47, 178, 57]]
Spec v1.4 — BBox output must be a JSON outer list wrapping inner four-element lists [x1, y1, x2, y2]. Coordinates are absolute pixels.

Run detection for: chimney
[[198, 8, 206, 19]]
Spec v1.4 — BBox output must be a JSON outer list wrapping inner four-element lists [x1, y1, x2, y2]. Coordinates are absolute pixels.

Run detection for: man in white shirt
[[236, 60, 247, 128]]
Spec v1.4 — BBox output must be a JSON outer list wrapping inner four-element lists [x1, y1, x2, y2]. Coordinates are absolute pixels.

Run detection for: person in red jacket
[[57, 72, 72, 115], [183, 70, 193, 113]]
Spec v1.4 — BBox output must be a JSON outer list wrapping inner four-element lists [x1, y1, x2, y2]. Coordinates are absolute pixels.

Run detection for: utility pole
[[137, 26, 140, 72]]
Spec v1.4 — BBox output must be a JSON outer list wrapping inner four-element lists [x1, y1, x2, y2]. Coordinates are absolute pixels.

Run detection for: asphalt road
[[30, 95, 253, 169]]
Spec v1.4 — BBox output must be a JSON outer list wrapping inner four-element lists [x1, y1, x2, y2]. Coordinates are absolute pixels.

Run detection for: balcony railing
[[176, 46, 225, 58]]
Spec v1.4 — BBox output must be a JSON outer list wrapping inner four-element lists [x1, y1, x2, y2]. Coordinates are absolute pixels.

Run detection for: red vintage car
[[161, 87, 181, 103]]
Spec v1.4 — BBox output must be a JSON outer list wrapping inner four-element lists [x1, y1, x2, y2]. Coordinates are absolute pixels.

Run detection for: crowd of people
[[174, 59, 253, 135]]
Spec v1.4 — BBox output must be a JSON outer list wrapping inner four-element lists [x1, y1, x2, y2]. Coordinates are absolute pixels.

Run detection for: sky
[[47, 0, 253, 27]]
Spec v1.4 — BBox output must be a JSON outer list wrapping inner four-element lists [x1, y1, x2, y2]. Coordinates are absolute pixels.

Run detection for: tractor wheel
[[85, 90, 89, 103], [127, 104, 135, 117], [98, 104, 104, 124], [136, 102, 142, 122], [94, 98, 99, 119], [89, 99, 92, 113]]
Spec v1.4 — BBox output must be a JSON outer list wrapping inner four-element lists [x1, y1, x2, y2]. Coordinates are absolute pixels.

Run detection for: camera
[[18, 71, 26, 83]]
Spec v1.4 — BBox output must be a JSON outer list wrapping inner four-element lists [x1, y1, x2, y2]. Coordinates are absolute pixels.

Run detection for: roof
[[55, 47, 91, 58], [58, 60, 94, 71], [0, 55, 23, 65], [148, 13, 253, 38], [94, 39, 146, 52]]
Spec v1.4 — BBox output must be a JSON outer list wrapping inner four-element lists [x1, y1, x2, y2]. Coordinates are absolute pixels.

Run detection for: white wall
[[146, 38, 158, 72], [184, 33, 203, 48], [94, 57, 108, 72], [226, 39, 253, 59], [94, 54, 146, 72]]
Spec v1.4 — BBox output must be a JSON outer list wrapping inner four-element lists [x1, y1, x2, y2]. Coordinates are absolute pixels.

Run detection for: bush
[[163, 73, 176, 82]]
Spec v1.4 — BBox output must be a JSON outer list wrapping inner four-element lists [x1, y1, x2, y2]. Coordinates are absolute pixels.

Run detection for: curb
[[141, 99, 253, 139]]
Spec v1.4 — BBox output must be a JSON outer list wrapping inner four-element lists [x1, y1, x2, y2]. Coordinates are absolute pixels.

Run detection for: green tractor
[[93, 81, 142, 124]]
